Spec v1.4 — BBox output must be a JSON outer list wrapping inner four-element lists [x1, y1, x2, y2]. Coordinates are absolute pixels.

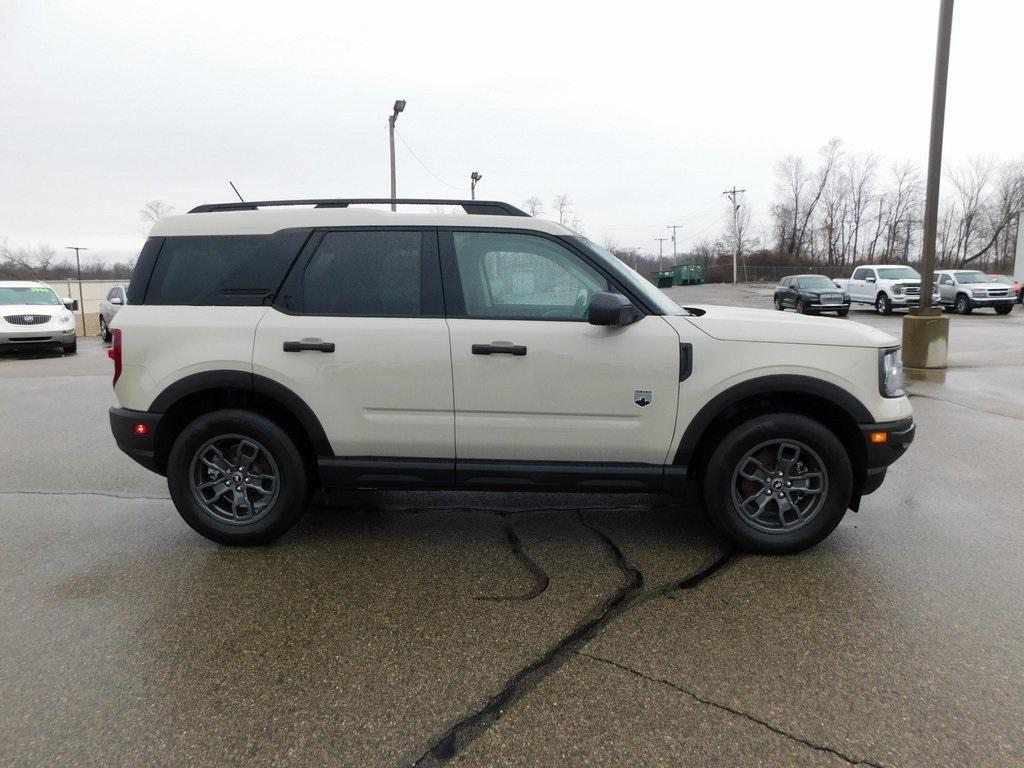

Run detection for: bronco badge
[[633, 389, 653, 407]]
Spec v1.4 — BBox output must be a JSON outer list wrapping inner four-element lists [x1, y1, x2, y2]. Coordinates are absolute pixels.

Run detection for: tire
[[995, 304, 1013, 315], [875, 293, 893, 315], [797, 298, 811, 315], [955, 293, 972, 314], [701, 413, 853, 554], [837, 307, 849, 317], [62, 340, 77, 354], [99, 316, 111, 343], [774, 297, 784, 311], [167, 409, 309, 545]]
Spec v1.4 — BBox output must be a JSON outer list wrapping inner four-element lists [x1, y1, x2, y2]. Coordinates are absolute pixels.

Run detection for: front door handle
[[472, 342, 527, 356], [283, 340, 335, 353]]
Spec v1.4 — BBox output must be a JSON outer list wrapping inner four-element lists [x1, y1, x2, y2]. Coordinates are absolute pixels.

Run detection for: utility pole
[[666, 225, 683, 261], [654, 237, 669, 261], [64, 246, 88, 337], [388, 99, 406, 211], [722, 187, 746, 284], [470, 171, 482, 200]]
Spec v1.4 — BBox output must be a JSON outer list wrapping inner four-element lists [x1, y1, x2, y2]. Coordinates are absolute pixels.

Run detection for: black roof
[[188, 198, 529, 217]]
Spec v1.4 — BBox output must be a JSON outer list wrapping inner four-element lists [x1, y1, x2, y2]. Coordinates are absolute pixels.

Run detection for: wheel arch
[[149, 371, 331, 475], [675, 375, 871, 503]]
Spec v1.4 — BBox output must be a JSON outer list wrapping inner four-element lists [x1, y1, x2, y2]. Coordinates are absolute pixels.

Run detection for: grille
[[987, 288, 1009, 297], [903, 286, 921, 296], [4, 314, 51, 325], [820, 294, 843, 305]]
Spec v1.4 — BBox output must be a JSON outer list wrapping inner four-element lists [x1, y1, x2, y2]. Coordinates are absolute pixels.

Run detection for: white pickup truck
[[833, 265, 941, 315]]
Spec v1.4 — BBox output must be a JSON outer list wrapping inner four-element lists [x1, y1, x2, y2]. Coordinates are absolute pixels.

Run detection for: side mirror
[[865, 277, 876, 284], [111, 297, 123, 305], [588, 291, 641, 326], [62, 298, 79, 311]]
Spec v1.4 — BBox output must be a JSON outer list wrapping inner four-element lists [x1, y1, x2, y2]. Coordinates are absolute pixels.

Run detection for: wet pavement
[[1, 289, 1022, 767]]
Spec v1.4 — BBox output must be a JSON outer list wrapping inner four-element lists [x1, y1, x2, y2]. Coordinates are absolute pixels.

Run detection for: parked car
[[98, 284, 127, 342], [0, 281, 78, 354], [844, 265, 941, 315], [108, 197, 915, 554], [773, 275, 850, 316], [936, 269, 1015, 314], [987, 274, 1023, 303]]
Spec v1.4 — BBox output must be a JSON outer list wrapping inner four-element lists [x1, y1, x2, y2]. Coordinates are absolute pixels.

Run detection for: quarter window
[[451, 232, 608, 320]]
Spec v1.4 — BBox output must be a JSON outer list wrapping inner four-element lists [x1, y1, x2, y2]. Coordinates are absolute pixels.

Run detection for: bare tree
[[140, 200, 174, 225], [522, 196, 544, 217], [846, 152, 878, 263]]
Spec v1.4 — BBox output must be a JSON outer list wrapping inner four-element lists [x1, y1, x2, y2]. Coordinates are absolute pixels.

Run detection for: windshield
[[0, 286, 61, 306], [876, 267, 920, 280], [952, 271, 989, 284], [569, 237, 687, 315], [797, 276, 836, 290], [989, 275, 1012, 284]]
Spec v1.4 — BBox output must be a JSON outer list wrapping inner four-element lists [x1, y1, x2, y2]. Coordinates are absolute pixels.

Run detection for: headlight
[[970, 288, 985, 297], [880, 348, 904, 398], [892, 285, 903, 295], [59, 312, 73, 323]]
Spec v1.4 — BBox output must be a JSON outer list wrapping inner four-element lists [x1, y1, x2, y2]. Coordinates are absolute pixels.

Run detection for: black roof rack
[[188, 198, 529, 217]]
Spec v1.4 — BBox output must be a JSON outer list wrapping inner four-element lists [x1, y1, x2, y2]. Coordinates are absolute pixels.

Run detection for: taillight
[[108, 328, 122, 387]]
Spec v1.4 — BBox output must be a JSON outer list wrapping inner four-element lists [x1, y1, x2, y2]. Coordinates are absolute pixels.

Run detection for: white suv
[[0, 281, 79, 354], [108, 198, 915, 553]]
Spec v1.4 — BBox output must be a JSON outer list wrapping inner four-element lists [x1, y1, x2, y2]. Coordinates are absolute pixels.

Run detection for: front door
[[253, 228, 454, 460], [441, 229, 680, 466]]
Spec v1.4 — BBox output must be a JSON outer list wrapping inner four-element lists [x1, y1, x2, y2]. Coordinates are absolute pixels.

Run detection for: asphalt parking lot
[[2, 287, 1022, 767]]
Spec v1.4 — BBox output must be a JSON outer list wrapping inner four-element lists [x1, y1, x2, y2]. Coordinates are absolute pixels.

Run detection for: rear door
[[253, 228, 455, 461], [441, 229, 680, 467]]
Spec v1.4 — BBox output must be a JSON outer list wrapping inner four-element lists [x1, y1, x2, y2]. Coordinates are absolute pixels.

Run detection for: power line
[[393, 129, 465, 191]]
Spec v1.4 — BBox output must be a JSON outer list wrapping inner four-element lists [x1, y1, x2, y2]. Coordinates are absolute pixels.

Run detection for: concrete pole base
[[901, 308, 949, 369]]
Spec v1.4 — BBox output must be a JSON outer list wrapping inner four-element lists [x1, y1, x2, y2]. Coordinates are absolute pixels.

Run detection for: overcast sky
[[2, 0, 1022, 263]]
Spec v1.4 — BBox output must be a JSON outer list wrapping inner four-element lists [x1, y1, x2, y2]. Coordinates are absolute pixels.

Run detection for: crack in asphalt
[[578, 651, 889, 768], [411, 511, 735, 766], [476, 514, 549, 602], [0, 489, 170, 501]]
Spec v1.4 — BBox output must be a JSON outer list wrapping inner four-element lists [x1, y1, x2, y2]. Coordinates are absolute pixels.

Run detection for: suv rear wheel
[[167, 409, 309, 544], [702, 413, 852, 554]]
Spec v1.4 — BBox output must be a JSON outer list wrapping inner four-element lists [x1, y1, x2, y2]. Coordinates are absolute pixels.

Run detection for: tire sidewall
[[702, 413, 853, 554], [167, 409, 308, 545]]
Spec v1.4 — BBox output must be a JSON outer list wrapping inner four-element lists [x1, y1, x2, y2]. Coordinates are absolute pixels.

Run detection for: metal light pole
[[918, 0, 954, 309], [470, 171, 482, 200], [388, 99, 406, 211], [65, 246, 88, 336], [902, 0, 954, 369]]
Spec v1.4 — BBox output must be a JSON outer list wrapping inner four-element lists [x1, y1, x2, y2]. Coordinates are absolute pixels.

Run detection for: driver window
[[452, 231, 608, 320], [940, 275, 951, 285]]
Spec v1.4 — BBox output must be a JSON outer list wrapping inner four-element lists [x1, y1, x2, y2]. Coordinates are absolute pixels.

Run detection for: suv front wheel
[[702, 413, 853, 554], [167, 409, 309, 545]]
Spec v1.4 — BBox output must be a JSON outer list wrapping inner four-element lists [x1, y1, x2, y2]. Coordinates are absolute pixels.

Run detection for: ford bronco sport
[[108, 198, 915, 553]]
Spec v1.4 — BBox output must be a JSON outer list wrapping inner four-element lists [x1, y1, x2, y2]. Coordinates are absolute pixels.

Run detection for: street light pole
[[902, 0, 954, 369], [470, 171, 482, 200], [65, 246, 88, 336], [388, 99, 406, 211]]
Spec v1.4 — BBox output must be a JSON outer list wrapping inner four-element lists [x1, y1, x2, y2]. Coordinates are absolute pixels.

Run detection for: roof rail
[[188, 198, 529, 217]]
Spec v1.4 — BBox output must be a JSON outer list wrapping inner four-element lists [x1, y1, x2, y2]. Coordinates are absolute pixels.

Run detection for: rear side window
[[286, 230, 442, 317], [141, 229, 310, 306]]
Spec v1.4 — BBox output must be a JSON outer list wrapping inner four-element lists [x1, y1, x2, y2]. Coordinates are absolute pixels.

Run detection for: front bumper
[[891, 294, 940, 306], [859, 417, 916, 496], [0, 326, 76, 349], [110, 407, 163, 474], [967, 296, 1015, 308]]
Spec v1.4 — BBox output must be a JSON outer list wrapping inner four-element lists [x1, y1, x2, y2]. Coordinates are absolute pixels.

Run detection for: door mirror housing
[[588, 291, 641, 326], [865, 276, 876, 284], [62, 297, 79, 311]]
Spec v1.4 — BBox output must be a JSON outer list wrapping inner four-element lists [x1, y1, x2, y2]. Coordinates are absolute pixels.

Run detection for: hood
[[676, 305, 897, 348]]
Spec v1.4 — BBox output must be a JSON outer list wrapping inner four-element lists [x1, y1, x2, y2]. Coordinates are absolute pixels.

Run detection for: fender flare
[[673, 374, 873, 467], [149, 370, 332, 456]]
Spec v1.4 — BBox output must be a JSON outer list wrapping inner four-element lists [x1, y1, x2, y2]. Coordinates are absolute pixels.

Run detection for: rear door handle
[[472, 343, 527, 356], [283, 340, 335, 353]]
